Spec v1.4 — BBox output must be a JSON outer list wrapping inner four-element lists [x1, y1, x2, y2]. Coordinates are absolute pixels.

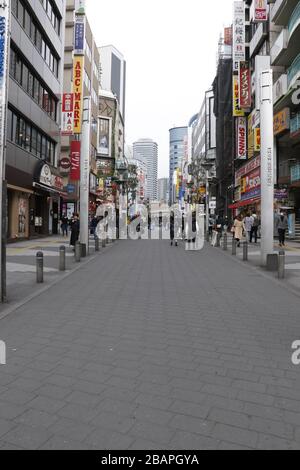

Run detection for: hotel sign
[[233, 2, 245, 72]]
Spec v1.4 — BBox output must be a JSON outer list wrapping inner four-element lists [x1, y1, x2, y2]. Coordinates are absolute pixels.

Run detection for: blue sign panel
[[74, 15, 85, 55], [0, 16, 6, 85]]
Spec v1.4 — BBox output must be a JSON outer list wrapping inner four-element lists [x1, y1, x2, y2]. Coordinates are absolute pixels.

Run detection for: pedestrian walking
[[90, 215, 99, 240], [250, 213, 260, 244], [233, 215, 244, 248], [60, 214, 69, 237], [170, 211, 177, 246], [244, 213, 254, 243], [276, 212, 288, 248], [70, 214, 80, 250]]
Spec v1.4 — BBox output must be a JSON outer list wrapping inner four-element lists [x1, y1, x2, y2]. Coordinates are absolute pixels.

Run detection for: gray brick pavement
[[0, 240, 299, 449]]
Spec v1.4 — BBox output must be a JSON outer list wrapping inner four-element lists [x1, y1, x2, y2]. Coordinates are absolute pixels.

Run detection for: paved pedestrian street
[[0, 239, 300, 450]]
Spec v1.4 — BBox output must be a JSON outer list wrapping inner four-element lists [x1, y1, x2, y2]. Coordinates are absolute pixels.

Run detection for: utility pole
[[80, 96, 91, 255], [0, 1, 10, 302], [260, 69, 274, 266]]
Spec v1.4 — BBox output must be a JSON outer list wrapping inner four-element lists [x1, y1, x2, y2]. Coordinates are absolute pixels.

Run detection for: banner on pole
[[70, 141, 81, 181]]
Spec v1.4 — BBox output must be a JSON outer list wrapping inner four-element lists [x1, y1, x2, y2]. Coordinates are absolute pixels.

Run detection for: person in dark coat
[[70, 214, 80, 250], [170, 211, 177, 246]]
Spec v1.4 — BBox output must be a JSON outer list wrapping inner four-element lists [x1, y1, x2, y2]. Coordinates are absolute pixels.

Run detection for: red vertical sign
[[239, 61, 251, 109], [70, 141, 80, 181]]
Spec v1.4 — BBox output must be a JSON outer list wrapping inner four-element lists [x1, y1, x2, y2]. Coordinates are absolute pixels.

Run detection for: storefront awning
[[229, 197, 261, 210], [33, 182, 67, 197]]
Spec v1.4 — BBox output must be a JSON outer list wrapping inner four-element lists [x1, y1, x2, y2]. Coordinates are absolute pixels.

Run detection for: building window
[[10, 45, 58, 122], [7, 107, 56, 165], [12, 0, 60, 77]]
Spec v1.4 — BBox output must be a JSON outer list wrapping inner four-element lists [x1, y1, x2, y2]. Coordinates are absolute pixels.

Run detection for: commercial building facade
[[7, 0, 65, 240], [61, 0, 100, 219], [99, 45, 126, 122]]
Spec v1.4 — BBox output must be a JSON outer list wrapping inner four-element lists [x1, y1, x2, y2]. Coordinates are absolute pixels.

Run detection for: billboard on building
[[251, 0, 268, 22], [236, 117, 247, 160], [98, 117, 112, 156], [233, 2, 245, 72], [62, 93, 74, 136], [239, 61, 251, 109], [73, 57, 84, 134], [74, 14, 85, 55], [233, 75, 245, 117]]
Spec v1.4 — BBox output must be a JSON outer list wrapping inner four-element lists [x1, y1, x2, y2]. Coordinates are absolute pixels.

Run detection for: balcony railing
[[287, 52, 300, 87], [288, 1, 300, 37]]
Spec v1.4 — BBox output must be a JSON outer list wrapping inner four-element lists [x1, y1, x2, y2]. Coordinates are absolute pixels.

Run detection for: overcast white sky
[[86, 0, 233, 178]]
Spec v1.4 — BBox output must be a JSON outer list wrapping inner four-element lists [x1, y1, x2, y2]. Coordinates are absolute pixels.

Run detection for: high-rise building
[[133, 139, 158, 202], [158, 178, 169, 204], [169, 127, 188, 204], [99, 45, 126, 121], [7, 0, 65, 240]]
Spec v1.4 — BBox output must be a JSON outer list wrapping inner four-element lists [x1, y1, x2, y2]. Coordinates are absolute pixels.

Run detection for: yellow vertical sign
[[233, 75, 245, 117], [73, 56, 84, 134]]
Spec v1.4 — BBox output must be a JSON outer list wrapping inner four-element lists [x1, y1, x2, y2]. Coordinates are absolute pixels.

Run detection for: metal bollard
[[59, 246, 66, 271], [75, 241, 81, 262], [95, 237, 100, 252], [243, 241, 248, 261], [232, 239, 237, 256], [223, 233, 228, 251], [278, 250, 285, 279], [36, 252, 44, 283], [102, 237, 106, 248]]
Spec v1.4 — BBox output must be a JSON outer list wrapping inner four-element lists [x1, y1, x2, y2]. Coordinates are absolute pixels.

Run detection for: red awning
[[229, 197, 260, 210]]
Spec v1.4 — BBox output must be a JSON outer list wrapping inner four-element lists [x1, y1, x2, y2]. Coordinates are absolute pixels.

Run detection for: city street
[[0, 239, 300, 449]]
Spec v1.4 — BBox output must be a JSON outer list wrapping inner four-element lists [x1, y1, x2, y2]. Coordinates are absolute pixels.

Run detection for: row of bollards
[[36, 236, 112, 284], [216, 233, 285, 280]]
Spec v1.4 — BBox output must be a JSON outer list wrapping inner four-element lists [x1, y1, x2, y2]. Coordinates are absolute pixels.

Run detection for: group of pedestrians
[[232, 213, 260, 247], [231, 211, 289, 248]]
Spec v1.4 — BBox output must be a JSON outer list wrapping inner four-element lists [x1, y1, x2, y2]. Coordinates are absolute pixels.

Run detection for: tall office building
[[99, 45, 126, 121], [169, 127, 188, 204], [133, 139, 158, 202], [158, 178, 169, 204], [7, 0, 65, 240]]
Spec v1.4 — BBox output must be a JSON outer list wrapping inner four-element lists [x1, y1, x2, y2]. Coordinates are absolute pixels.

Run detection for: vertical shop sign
[[70, 141, 81, 181], [233, 2, 245, 72]]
